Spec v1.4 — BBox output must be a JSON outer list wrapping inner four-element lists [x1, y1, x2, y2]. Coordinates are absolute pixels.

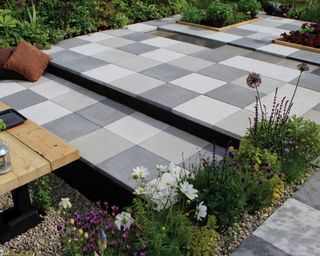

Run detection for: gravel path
[[0, 174, 94, 255]]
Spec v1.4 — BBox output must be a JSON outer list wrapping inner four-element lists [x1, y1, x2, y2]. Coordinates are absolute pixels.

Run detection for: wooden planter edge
[[176, 17, 259, 32], [273, 39, 320, 54]]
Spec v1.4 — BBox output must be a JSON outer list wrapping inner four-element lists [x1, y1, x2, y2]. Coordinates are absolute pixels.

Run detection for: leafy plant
[[300, 6, 320, 23], [181, 5, 204, 23], [238, 0, 262, 18], [0, 119, 6, 131], [31, 175, 52, 214], [206, 1, 233, 22]]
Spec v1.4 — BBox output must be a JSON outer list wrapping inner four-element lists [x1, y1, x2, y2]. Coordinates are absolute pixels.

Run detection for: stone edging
[[273, 39, 320, 54]]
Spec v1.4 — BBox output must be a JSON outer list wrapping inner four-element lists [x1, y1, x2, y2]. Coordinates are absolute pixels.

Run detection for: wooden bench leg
[[0, 185, 41, 243]]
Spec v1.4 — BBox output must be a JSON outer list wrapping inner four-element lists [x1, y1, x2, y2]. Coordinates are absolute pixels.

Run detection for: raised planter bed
[[273, 38, 320, 53], [177, 17, 259, 32]]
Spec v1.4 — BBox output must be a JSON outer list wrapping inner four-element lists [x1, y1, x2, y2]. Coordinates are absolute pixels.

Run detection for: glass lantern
[[0, 140, 11, 174]]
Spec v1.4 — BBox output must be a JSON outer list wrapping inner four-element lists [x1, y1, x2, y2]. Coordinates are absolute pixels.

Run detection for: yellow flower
[[84, 232, 89, 239], [78, 229, 83, 235], [69, 218, 75, 225]]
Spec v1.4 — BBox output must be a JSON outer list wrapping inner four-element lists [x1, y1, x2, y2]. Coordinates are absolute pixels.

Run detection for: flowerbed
[[279, 23, 320, 49], [56, 63, 320, 256], [180, 0, 261, 28]]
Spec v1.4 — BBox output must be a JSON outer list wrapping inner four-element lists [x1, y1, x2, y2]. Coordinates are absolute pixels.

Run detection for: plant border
[[273, 39, 320, 54], [176, 17, 259, 32]]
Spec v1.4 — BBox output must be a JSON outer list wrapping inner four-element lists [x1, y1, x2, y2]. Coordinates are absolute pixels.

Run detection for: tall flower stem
[[284, 71, 301, 119], [255, 86, 264, 119]]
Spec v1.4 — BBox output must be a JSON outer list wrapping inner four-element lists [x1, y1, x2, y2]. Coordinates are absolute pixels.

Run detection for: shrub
[[300, 6, 320, 23], [181, 5, 204, 24], [206, 1, 233, 22], [237, 0, 261, 18], [31, 175, 52, 214], [190, 158, 246, 230]]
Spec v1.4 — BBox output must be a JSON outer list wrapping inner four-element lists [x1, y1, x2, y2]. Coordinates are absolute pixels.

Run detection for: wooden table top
[[0, 103, 79, 196]]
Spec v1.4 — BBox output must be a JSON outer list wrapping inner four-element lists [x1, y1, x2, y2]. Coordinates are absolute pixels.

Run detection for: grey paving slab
[[103, 29, 135, 37], [60, 56, 108, 73], [98, 37, 135, 48], [314, 103, 320, 112], [290, 50, 320, 65], [226, 28, 257, 37], [0, 90, 47, 111], [199, 64, 249, 82], [118, 42, 159, 55], [139, 126, 210, 164], [245, 51, 284, 64], [290, 73, 320, 92], [92, 49, 136, 63], [231, 38, 268, 50], [43, 113, 100, 141], [71, 128, 133, 165], [50, 50, 85, 65], [168, 56, 213, 72], [115, 55, 161, 72], [57, 38, 89, 49], [277, 23, 301, 31], [231, 235, 290, 256], [138, 83, 199, 110], [254, 198, 320, 256], [110, 73, 165, 95], [141, 63, 190, 82], [205, 83, 259, 108], [76, 99, 134, 126], [144, 19, 173, 27], [98, 146, 170, 189], [294, 171, 320, 210], [122, 32, 155, 42], [303, 110, 320, 125], [192, 45, 251, 63], [312, 68, 320, 76], [52, 90, 98, 112]]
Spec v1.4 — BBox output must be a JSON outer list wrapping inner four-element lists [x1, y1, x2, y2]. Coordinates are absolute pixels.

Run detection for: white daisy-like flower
[[195, 201, 207, 221], [134, 186, 145, 195], [131, 166, 150, 180], [59, 198, 72, 210], [115, 212, 134, 230], [156, 164, 169, 174], [179, 181, 198, 201]]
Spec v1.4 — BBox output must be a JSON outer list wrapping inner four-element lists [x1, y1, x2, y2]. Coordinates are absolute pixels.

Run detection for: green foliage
[[300, 6, 320, 24], [238, 139, 282, 213], [181, 5, 204, 23], [191, 160, 246, 230], [207, 0, 233, 21], [0, 119, 6, 131], [134, 198, 194, 256], [237, 0, 262, 18], [31, 175, 52, 214], [187, 215, 219, 256]]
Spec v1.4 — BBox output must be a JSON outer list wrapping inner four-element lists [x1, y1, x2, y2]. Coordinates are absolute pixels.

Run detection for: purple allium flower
[[57, 222, 63, 231], [296, 63, 309, 72], [246, 72, 262, 89]]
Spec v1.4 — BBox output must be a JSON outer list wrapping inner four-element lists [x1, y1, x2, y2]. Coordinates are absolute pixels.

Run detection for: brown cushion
[[0, 47, 16, 69], [4, 40, 52, 82]]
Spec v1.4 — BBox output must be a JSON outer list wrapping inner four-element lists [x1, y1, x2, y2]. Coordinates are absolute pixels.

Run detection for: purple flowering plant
[[57, 199, 149, 256]]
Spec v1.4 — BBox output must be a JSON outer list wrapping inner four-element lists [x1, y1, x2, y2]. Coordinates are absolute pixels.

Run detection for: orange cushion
[[4, 40, 52, 82], [0, 47, 15, 69]]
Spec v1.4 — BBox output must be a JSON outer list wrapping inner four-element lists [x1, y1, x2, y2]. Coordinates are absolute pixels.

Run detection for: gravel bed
[[0, 174, 94, 255], [0, 168, 317, 255]]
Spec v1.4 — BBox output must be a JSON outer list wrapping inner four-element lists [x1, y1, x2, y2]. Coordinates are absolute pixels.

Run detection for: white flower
[[115, 212, 134, 230], [59, 198, 72, 210], [179, 181, 198, 200], [195, 201, 207, 221], [134, 187, 145, 195], [131, 166, 150, 180], [156, 164, 169, 174]]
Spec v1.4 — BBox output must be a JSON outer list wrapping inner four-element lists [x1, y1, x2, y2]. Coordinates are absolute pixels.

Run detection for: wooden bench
[[0, 102, 79, 242]]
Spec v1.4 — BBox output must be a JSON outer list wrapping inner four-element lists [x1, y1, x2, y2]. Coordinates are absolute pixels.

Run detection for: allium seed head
[[297, 63, 309, 72], [246, 72, 262, 89]]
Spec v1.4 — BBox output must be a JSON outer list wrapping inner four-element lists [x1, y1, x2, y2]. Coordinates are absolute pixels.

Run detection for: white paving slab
[[83, 64, 135, 83], [105, 112, 169, 144], [221, 56, 300, 82], [127, 23, 157, 32], [173, 95, 240, 127], [30, 80, 72, 99], [69, 43, 112, 56], [204, 32, 241, 43], [77, 32, 113, 42], [258, 43, 299, 56], [141, 48, 185, 63], [0, 82, 26, 98], [20, 101, 71, 125], [245, 84, 320, 116], [171, 73, 226, 94], [254, 198, 320, 256], [238, 24, 289, 36], [141, 37, 180, 48]]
